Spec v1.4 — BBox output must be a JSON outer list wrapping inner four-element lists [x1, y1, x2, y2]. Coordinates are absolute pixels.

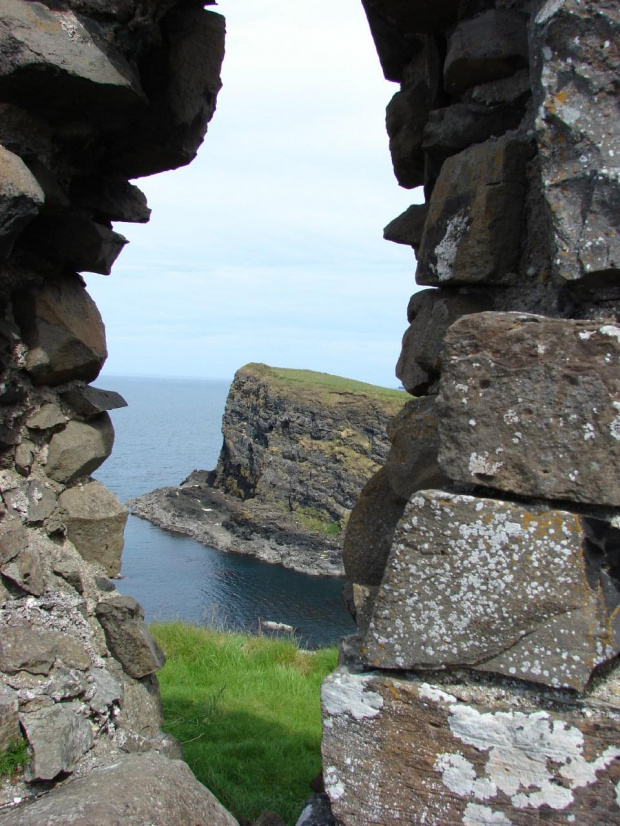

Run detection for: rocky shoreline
[[129, 472, 344, 577]]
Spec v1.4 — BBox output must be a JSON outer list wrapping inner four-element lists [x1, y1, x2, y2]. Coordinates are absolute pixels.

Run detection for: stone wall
[[325, 1, 620, 823], [0, 1, 235, 822]]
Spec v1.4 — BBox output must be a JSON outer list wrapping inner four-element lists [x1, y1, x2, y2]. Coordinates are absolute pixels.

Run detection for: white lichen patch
[[463, 803, 512, 825], [432, 211, 469, 282], [419, 683, 456, 705], [434, 704, 620, 812], [583, 423, 595, 441], [600, 325, 620, 343], [468, 453, 503, 477], [609, 401, 620, 441], [322, 670, 383, 721], [324, 765, 345, 801]]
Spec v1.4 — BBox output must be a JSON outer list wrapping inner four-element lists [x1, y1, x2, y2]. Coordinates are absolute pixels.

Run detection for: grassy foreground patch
[[151, 623, 338, 825]]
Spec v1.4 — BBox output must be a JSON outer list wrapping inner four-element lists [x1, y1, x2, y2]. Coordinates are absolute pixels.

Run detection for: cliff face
[[323, 1, 620, 824], [0, 1, 235, 822], [131, 363, 407, 575]]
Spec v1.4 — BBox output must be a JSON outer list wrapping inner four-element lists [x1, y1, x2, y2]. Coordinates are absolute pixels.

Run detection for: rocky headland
[[130, 363, 407, 576]]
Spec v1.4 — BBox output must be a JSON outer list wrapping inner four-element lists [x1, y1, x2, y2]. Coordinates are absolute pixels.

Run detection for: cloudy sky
[[85, 0, 423, 388]]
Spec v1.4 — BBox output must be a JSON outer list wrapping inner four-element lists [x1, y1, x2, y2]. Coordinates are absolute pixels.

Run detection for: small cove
[[94, 375, 356, 647]]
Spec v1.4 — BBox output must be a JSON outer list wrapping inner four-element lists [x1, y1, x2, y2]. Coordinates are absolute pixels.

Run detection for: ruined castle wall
[[327, 1, 620, 823], [0, 1, 236, 821]]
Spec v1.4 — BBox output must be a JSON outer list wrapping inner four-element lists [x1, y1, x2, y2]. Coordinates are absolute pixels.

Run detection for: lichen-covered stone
[[0, 681, 19, 750], [3, 479, 57, 525], [0, 751, 240, 825], [438, 312, 620, 505], [59, 481, 127, 577], [13, 276, 107, 386], [0, 625, 90, 675], [532, 0, 620, 283], [25, 403, 66, 432], [2, 544, 45, 596], [95, 596, 165, 679], [321, 666, 620, 825], [45, 415, 114, 484], [416, 137, 530, 286], [364, 491, 619, 689]]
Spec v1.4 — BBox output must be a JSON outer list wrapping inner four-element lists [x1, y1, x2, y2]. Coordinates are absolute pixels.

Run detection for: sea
[[93, 375, 356, 648]]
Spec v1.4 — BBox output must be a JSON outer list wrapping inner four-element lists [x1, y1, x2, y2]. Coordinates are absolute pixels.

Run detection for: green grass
[[241, 362, 407, 407], [294, 505, 341, 535], [0, 738, 29, 781], [151, 623, 338, 825]]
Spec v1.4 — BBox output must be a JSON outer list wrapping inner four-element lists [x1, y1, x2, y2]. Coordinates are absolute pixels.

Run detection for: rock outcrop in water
[[0, 0, 236, 822], [322, 1, 620, 824], [131, 363, 407, 576]]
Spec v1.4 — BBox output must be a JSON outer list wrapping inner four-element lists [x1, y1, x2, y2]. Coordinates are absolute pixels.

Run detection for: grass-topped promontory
[[243, 362, 407, 410], [150, 623, 338, 825]]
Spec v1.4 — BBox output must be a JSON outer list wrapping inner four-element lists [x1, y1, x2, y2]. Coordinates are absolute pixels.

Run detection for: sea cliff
[[130, 363, 407, 575]]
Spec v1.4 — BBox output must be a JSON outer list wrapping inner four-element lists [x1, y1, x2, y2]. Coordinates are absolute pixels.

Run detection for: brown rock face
[[322, 667, 620, 826], [438, 313, 620, 505], [45, 415, 115, 484], [95, 596, 166, 679]]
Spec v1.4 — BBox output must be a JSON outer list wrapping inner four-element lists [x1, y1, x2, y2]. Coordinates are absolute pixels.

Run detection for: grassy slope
[[240, 362, 407, 412], [151, 623, 338, 825]]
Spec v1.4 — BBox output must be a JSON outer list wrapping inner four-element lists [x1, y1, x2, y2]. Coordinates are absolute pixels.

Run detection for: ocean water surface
[[94, 376, 355, 647]]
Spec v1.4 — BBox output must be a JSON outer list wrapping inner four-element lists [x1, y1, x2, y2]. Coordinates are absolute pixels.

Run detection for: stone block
[[0, 144, 44, 257], [46, 414, 114, 484], [422, 101, 525, 158], [416, 137, 529, 286], [382, 204, 427, 250], [25, 403, 66, 431], [396, 288, 492, 394], [321, 666, 620, 826], [0, 523, 28, 566], [444, 9, 529, 94], [24, 213, 127, 275], [385, 38, 442, 189], [20, 701, 93, 781], [364, 491, 619, 690], [95, 596, 165, 679], [60, 385, 127, 420], [0, 0, 145, 125], [383, 397, 450, 501], [342, 468, 406, 588], [438, 313, 620, 505], [69, 177, 150, 224], [59, 480, 127, 577], [87, 667, 122, 716], [0, 682, 19, 750], [0, 624, 90, 675], [13, 276, 107, 386], [2, 545, 45, 595], [532, 0, 620, 283], [0, 752, 240, 825]]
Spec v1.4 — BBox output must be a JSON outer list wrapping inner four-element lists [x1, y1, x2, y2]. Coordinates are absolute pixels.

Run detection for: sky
[[85, 0, 424, 388]]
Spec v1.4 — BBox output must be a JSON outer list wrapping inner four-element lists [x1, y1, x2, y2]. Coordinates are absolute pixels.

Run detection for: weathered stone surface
[[396, 288, 492, 393], [0, 682, 20, 750], [444, 9, 529, 94], [25, 403, 66, 431], [422, 101, 526, 158], [385, 38, 442, 189], [95, 596, 165, 679], [60, 385, 127, 419], [416, 137, 530, 286], [342, 468, 406, 588], [13, 277, 107, 386], [20, 701, 93, 781], [46, 415, 114, 484], [25, 214, 127, 275], [0, 625, 90, 675], [87, 667, 122, 716], [0, 0, 145, 123], [2, 545, 45, 596], [532, 0, 620, 283], [0, 524, 28, 567], [383, 204, 427, 250], [0, 145, 44, 257], [383, 397, 450, 501], [365, 491, 619, 689], [3, 479, 57, 524], [0, 752, 240, 825], [321, 666, 620, 825], [438, 313, 620, 505], [295, 793, 336, 826], [69, 177, 150, 224], [59, 481, 127, 577]]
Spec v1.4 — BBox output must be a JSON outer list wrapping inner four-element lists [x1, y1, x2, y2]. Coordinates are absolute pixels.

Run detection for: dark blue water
[[93, 376, 355, 647]]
